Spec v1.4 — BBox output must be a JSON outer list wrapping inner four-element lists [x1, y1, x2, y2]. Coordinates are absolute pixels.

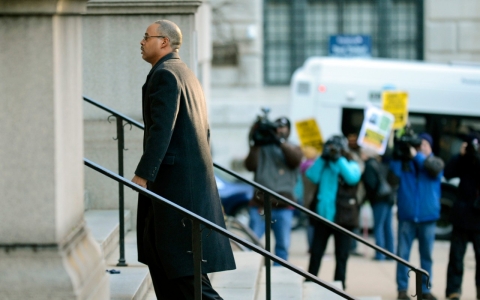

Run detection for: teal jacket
[[306, 156, 361, 222]]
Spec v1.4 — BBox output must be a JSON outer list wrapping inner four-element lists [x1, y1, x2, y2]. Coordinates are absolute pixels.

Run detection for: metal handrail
[[84, 95, 143, 129], [84, 158, 355, 300], [83, 95, 430, 298]]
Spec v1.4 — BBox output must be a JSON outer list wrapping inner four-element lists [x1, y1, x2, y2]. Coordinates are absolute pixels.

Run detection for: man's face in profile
[[140, 23, 164, 65]]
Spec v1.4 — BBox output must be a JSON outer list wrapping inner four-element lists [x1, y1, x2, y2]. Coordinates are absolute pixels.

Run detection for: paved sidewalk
[[286, 227, 477, 300]]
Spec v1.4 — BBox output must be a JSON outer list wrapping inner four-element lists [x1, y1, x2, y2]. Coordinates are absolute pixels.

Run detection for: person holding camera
[[389, 132, 443, 300], [444, 133, 480, 300], [305, 135, 361, 290], [244, 116, 303, 264]]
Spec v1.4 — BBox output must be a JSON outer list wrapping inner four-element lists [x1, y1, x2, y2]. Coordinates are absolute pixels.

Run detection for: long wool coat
[[135, 52, 236, 279]]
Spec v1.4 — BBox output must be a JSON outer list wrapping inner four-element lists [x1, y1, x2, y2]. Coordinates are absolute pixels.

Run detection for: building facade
[[209, 0, 480, 170]]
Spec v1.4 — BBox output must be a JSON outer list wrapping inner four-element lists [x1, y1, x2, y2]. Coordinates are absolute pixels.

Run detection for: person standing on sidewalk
[[362, 148, 395, 261], [305, 135, 361, 290], [389, 132, 443, 300], [444, 133, 480, 300], [244, 116, 303, 264], [132, 20, 235, 299]]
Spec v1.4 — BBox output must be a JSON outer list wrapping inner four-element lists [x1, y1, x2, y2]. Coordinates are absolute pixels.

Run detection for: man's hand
[[409, 146, 417, 158], [460, 142, 467, 156], [132, 175, 147, 188]]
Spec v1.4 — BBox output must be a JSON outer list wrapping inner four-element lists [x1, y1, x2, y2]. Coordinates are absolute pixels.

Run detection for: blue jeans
[[396, 220, 436, 293], [372, 202, 395, 260], [249, 207, 293, 265]]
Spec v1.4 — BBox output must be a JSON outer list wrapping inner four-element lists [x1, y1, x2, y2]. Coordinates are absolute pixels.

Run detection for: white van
[[289, 57, 480, 239]]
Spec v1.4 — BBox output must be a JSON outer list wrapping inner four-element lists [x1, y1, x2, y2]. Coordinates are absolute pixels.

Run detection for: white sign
[[357, 105, 394, 155]]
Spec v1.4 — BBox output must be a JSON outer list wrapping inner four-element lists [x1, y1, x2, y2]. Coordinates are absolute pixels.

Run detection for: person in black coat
[[445, 133, 480, 300], [361, 148, 395, 261], [132, 20, 235, 299]]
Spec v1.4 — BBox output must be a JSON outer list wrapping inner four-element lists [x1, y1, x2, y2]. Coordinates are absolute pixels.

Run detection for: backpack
[[334, 176, 359, 228], [308, 175, 359, 228]]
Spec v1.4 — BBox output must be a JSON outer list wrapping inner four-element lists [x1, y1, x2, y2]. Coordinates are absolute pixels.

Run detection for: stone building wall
[[425, 0, 480, 63]]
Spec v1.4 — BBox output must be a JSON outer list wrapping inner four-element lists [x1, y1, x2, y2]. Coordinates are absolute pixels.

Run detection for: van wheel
[[436, 186, 456, 240]]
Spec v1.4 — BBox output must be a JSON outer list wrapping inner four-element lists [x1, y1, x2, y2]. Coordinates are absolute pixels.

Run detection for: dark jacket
[[389, 153, 442, 222], [444, 154, 480, 231], [244, 142, 303, 208], [135, 52, 235, 278], [362, 158, 394, 206]]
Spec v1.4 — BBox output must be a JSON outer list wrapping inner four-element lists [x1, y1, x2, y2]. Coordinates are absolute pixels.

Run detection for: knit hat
[[418, 133, 433, 147]]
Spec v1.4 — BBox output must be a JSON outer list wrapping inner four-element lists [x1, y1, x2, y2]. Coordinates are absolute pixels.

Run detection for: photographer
[[244, 115, 303, 264], [305, 135, 361, 290], [444, 133, 480, 300], [389, 132, 443, 300]]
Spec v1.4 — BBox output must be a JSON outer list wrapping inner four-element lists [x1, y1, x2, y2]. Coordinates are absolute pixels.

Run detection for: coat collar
[[147, 52, 180, 77], [143, 52, 180, 93]]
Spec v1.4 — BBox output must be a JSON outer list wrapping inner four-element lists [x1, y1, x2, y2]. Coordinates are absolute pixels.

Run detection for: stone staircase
[[85, 209, 151, 300], [85, 210, 382, 300]]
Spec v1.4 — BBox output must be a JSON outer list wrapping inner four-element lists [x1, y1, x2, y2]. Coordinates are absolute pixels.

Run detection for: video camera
[[392, 125, 422, 162], [250, 108, 280, 146], [321, 135, 348, 161]]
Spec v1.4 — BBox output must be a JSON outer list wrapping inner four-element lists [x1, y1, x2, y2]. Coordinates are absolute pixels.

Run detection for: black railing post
[[415, 270, 424, 300], [116, 117, 127, 267], [264, 193, 272, 300], [192, 219, 203, 300]]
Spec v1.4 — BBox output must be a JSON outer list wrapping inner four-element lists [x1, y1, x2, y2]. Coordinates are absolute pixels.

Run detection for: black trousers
[[143, 211, 223, 300], [307, 221, 352, 289], [445, 227, 480, 297]]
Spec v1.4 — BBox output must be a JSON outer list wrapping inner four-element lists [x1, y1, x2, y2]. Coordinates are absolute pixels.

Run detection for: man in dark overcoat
[[132, 20, 236, 299]]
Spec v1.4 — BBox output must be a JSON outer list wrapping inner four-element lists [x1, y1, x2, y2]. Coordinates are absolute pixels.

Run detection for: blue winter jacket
[[389, 153, 442, 222], [306, 156, 361, 222]]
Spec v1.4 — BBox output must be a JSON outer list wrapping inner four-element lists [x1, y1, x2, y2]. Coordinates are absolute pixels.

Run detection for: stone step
[[210, 251, 263, 300], [303, 281, 344, 300], [85, 209, 131, 259], [85, 210, 149, 299], [256, 265, 304, 300], [303, 281, 382, 300], [106, 231, 142, 266], [107, 267, 151, 300]]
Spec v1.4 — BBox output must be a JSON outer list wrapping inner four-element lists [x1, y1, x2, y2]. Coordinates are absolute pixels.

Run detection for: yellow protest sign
[[382, 91, 408, 129], [295, 118, 323, 152]]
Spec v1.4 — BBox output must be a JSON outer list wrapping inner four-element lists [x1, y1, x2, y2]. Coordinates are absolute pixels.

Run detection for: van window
[[296, 81, 310, 95]]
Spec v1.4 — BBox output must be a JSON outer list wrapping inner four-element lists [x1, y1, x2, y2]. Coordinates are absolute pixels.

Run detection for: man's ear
[[160, 38, 169, 50]]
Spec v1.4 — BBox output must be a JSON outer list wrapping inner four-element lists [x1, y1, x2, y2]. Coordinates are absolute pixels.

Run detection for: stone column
[[0, 0, 109, 299]]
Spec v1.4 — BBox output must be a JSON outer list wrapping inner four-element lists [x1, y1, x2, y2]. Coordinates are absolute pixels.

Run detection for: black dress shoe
[[397, 291, 410, 300]]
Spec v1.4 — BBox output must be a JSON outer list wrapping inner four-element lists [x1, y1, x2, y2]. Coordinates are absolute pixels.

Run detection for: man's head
[[464, 132, 480, 156], [418, 132, 433, 156], [274, 117, 291, 139], [140, 20, 183, 66]]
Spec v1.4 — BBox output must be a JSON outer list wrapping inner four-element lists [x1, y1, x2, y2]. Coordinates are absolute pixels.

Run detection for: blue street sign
[[329, 35, 372, 57]]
